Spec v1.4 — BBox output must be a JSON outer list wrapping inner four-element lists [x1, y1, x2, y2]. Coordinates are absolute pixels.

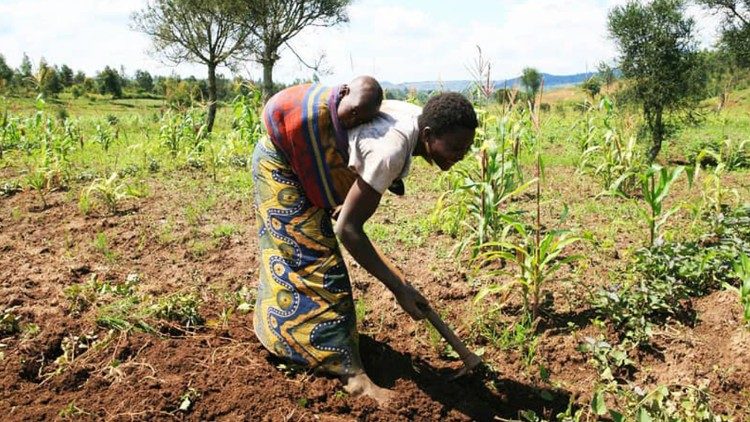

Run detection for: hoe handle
[[424, 308, 482, 371]]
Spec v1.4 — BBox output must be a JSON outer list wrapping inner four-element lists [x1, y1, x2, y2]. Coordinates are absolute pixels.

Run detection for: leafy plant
[[578, 97, 644, 195], [725, 253, 750, 326], [84, 172, 139, 214], [474, 219, 580, 321], [636, 165, 688, 247], [0, 307, 20, 335]]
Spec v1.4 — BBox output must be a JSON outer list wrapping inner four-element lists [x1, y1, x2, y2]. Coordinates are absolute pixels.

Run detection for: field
[[1, 87, 749, 421]]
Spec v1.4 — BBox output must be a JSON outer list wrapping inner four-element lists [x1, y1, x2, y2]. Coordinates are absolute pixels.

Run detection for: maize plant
[[473, 219, 581, 322], [84, 172, 138, 215], [231, 89, 264, 145], [578, 97, 644, 196], [726, 253, 750, 326], [692, 150, 740, 226], [637, 165, 690, 247], [432, 107, 531, 258]]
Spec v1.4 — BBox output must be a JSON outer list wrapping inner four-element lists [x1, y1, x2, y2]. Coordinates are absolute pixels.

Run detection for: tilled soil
[[1, 170, 749, 421]]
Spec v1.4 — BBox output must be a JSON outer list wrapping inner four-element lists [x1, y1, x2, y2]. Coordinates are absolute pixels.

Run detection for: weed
[[178, 388, 200, 412], [92, 232, 118, 263], [85, 172, 140, 214], [149, 292, 204, 329], [212, 223, 238, 238], [59, 401, 89, 419], [0, 180, 22, 197], [26, 168, 49, 208], [0, 307, 21, 335]]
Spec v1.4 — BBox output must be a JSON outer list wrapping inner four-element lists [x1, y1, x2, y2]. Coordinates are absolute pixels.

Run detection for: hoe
[[418, 302, 484, 380]]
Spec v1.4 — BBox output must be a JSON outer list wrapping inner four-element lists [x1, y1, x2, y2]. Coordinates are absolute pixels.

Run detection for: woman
[[252, 85, 477, 404]]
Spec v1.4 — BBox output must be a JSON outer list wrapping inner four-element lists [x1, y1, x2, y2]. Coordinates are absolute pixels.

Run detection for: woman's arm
[[334, 177, 428, 320]]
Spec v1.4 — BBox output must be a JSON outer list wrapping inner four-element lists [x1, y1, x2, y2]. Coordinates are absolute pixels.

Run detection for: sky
[[0, 0, 724, 85]]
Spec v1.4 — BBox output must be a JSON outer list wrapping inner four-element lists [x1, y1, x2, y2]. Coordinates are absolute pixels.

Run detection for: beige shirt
[[347, 100, 422, 194]]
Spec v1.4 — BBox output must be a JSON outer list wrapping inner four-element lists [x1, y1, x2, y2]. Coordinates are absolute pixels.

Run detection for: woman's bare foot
[[342, 372, 394, 406]]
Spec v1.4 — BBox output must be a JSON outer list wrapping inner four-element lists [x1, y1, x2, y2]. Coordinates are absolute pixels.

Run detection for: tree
[[59, 64, 74, 87], [73, 71, 86, 85], [97, 66, 123, 98], [135, 69, 154, 93], [580, 77, 602, 102], [0, 54, 13, 89], [608, 0, 706, 161], [132, 0, 254, 132], [34, 58, 63, 96], [244, 0, 351, 100], [696, 0, 750, 67], [520, 67, 542, 108], [18, 53, 32, 78]]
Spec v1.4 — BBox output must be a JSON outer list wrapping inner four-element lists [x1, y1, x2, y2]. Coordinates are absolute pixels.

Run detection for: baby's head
[[337, 75, 383, 129]]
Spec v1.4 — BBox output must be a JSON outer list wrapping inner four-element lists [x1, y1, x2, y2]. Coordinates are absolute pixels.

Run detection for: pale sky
[[0, 0, 723, 84]]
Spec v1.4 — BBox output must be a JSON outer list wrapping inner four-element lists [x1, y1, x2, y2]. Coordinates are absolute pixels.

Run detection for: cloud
[[0, 0, 721, 84]]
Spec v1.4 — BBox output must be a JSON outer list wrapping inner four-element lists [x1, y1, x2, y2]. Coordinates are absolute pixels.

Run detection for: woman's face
[[426, 127, 475, 171]]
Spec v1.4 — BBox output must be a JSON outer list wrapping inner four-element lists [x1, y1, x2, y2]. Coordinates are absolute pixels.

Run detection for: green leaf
[[591, 390, 608, 415], [635, 407, 653, 422], [610, 410, 625, 422]]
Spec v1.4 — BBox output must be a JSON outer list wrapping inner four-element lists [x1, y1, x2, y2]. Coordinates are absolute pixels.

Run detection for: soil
[[1, 166, 749, 421]]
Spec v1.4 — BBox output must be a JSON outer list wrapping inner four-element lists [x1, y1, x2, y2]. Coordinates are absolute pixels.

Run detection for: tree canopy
[[132, 0, 254, 132], [696, 0, 750, 67], [244, 0, 351, 99], [520, 67, 542, 107], [608, 0, 706, 161]]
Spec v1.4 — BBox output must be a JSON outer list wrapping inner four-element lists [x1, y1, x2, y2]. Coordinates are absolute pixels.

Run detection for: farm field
[[1, 87, 749, 421]]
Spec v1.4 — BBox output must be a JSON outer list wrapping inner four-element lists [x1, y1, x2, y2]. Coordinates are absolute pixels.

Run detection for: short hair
[[352, 75, 383, 110], [418, 92, 478, 136]]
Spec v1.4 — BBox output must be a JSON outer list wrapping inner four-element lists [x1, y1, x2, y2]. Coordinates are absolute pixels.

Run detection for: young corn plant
[[474, 86, 581, 322], [636, 165, 690, 247], [578, 97, 644, 196], [726, 253, 750, 326], [432, 107, 530, 258], [84, 172, 138, 215], [473, 219, 581, 321], [691, 150, 740, 227]]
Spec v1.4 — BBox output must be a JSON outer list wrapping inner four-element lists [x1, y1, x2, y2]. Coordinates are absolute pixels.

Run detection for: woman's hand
[[394, 283, 430, 321]]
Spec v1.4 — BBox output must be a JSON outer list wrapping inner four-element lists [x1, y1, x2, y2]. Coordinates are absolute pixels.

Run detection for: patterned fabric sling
[[252, 84, 363, 375], [261, 84, 357, 209]]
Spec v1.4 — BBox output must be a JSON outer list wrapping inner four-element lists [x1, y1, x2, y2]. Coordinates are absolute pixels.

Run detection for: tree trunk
[[262, 60, 274, 102], [261, 46, 278, 102], [647, 107, 664, 162], [206, 63, 217, 133]]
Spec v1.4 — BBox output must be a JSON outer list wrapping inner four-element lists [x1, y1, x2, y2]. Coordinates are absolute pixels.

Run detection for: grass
[[1, 85, 749, 419]]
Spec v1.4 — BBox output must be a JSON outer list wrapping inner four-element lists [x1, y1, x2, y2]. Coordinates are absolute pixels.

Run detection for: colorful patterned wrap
[[261, 83, 356, 209], [252, 84, 362, 376]]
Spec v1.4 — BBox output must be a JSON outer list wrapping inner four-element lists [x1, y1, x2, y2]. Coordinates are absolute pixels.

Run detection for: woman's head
[[417, 92, 478, 171]]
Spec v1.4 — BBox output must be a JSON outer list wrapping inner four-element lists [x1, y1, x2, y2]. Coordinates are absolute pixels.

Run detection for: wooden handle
[[424, 309, 482, 370]]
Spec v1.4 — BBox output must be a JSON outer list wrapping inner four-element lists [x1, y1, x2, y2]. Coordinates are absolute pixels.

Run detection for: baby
[[337, 75, 384, 129]]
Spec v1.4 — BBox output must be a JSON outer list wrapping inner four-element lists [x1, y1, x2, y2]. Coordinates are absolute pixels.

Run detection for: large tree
[[132, 0, 254, 132], [608, 0, 705, 161], [97, 66, 123, 98], [696, 0, 750, 67], [244, 0, 350, 100]]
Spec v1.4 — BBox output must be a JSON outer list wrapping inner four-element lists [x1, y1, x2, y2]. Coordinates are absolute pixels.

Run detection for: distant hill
[[380, 72, 597, 92]]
